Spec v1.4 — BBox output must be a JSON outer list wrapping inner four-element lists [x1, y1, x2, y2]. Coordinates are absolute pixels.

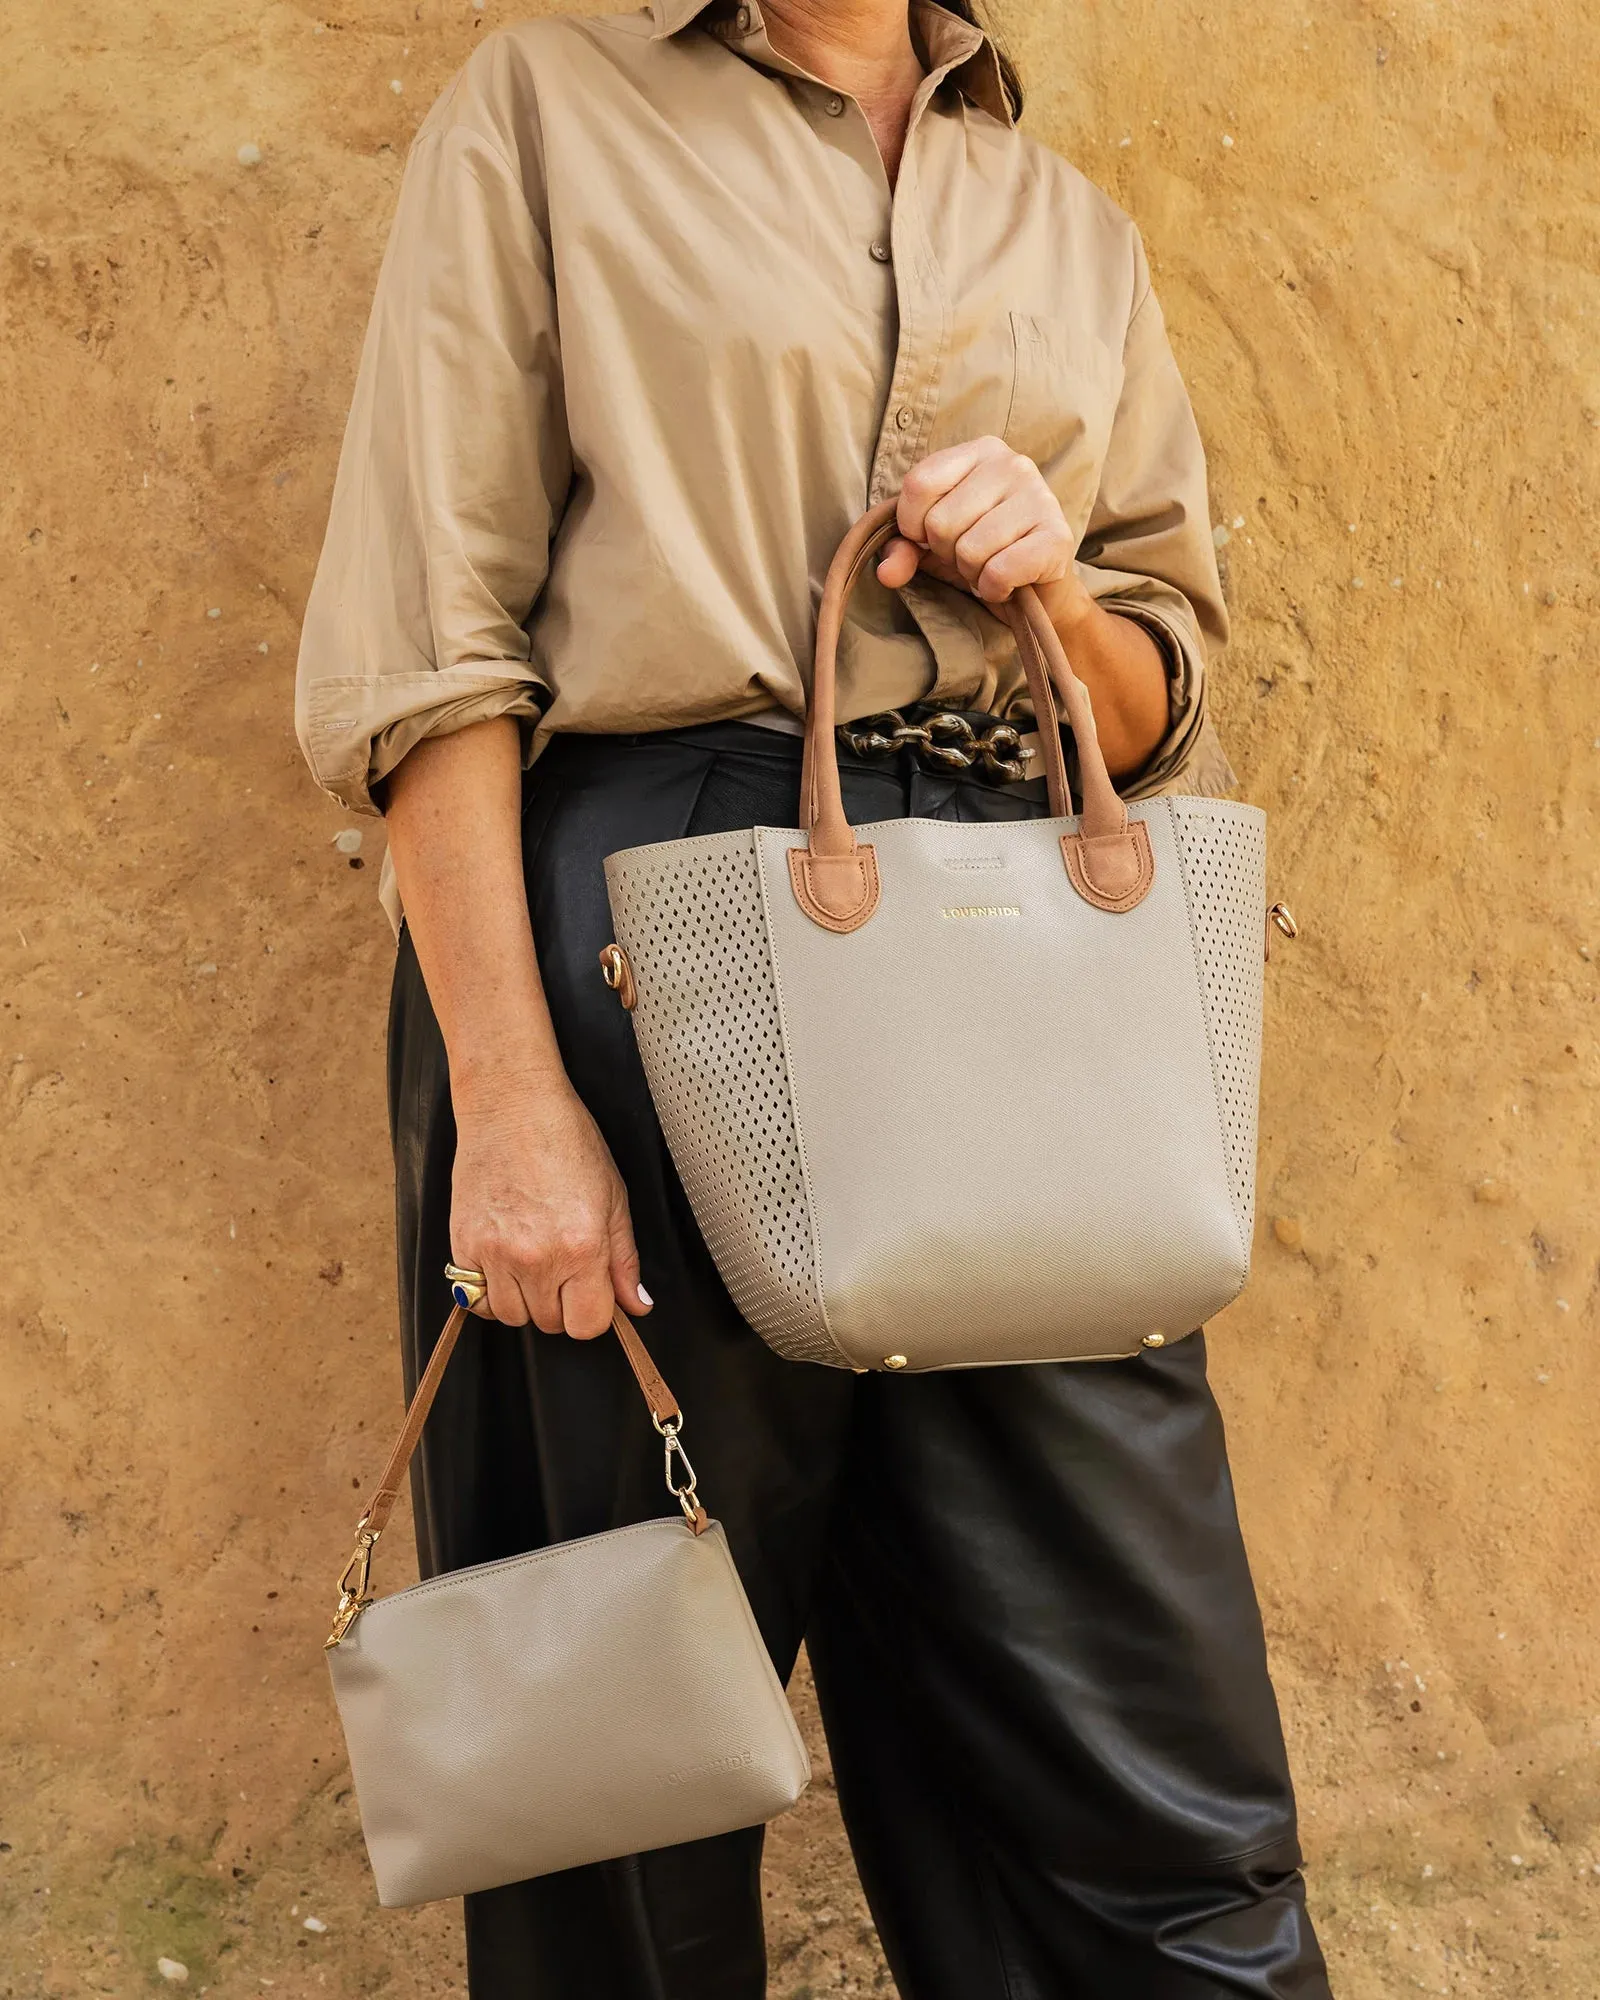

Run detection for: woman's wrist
[[1033, 572, 1098, 640], [450, 1047, 574, 1123], [1030, 584, 1170, 777]]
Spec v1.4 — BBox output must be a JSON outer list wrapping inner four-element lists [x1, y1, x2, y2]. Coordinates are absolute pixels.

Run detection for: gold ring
[[444, 1262, 488, 1311]]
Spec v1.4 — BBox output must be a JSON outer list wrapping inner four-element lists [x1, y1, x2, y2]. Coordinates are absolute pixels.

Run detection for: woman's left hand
[[877, 434, 1174, 779], [876, 436, 1095, 633]]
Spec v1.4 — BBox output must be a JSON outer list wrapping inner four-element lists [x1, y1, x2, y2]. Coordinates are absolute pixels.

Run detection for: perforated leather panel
[[1167, 800, 1267, 1253], [605, 833, 849, 1368]]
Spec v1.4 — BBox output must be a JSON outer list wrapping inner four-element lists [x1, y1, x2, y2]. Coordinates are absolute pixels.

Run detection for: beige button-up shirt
[[295, 0, 1234, 931]]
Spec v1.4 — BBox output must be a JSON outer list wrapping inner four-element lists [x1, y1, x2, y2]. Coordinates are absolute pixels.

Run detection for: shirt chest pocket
[[1002, 313, 1121, 532]]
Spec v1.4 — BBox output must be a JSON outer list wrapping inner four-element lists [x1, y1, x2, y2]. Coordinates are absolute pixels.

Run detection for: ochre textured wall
[[2, 0, 1595, 1993]]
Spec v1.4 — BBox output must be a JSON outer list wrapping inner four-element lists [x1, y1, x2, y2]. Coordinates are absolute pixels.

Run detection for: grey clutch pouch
[[323, 1297, 810, 1908]]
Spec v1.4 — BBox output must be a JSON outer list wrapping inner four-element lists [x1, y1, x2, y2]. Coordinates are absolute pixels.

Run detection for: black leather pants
[[387, 723, 1332, 2000]]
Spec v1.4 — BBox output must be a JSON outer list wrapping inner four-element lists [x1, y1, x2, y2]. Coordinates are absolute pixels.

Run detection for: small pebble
[[1390, 576, 1403, 589], [333, 828, 364, 856], [207, 607, 221, 619], [196, 963, 218, 977], [237, 143, 262, 168], [390, 78, 405, 93], [1350, 576, 1365, 589], [1118, 135, 1132, 148], [1472, 1180, 1510, 1206], [303, 1915, 328, 1934], [258, 641, 270, 654], [1221, 133, 1234, 148], [1511, 1854, 1524, 1867], [1272, 1216, 1304, 1250], [157, 1961, 189, 1986], [1555, 1299, 1570, 1312]]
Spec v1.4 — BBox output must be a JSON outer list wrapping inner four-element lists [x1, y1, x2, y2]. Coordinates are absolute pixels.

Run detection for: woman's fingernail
[[636, 1284, 654, 1308]]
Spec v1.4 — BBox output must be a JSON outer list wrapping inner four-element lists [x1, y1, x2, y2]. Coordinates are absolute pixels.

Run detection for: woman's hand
[[877, 435, 1171, 778], [450, 1076, 650, 1338], [876, 435, 1096, 633]]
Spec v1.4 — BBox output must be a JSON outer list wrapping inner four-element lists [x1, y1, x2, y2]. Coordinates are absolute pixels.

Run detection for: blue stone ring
[[444, 1262, 489, 1312]]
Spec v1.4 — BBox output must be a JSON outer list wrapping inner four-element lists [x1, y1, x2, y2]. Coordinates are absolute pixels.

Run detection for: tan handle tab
[[796, 496, 1152, 925]]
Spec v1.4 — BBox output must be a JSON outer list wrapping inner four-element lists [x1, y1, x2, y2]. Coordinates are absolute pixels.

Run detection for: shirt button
[[824, 93, 845, 117], [870, 240, 892, 263], [895, 405, 915, 430]]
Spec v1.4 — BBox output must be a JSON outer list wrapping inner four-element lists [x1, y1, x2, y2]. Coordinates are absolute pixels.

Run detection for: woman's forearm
[[380, 716, 650, 1335], [1035, 587, 1171, 781], [381, 716, 565, 1113]]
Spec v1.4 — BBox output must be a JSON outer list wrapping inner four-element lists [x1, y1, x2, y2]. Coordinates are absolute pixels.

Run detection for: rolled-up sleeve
[[1077, 238, 1236, 799], [295, 87, 570, 814]]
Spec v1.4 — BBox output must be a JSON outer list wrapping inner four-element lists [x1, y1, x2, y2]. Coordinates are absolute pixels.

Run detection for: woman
[[296, 0, 1331, 1993]]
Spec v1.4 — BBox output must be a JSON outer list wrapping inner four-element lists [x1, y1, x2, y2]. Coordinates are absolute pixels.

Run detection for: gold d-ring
[[444, 1262, 488, 1311]]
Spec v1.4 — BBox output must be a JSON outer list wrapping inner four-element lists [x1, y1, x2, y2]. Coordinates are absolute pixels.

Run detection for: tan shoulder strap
[[327, 1303, 703, 1648]]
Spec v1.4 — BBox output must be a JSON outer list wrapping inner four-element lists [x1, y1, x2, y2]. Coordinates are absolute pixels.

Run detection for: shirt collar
[[647, 0, 1014, 127]]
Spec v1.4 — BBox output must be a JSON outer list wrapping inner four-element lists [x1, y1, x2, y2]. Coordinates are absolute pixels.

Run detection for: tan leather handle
[[326, 1300, 705, 1646], [359, 1304, 693, 1545], [791, 496, 1150, 929]]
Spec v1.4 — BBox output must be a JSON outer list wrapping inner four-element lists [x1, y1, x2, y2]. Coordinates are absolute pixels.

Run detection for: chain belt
[[835, 702, 1039, 783]]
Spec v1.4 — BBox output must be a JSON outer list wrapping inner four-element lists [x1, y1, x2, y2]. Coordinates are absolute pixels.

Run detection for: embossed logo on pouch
[[941, 905, 1021, 920], [665, 1748, 755, 1785], [941, 855, 1005, 873]]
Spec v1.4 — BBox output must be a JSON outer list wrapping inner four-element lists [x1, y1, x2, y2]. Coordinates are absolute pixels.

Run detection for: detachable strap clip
[[654, 1413, 708, 1533], [325, 1521, 379, 1650]]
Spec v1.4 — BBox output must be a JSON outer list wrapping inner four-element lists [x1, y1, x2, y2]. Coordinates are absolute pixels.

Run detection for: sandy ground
[[1, 0, 1597, 1993]]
